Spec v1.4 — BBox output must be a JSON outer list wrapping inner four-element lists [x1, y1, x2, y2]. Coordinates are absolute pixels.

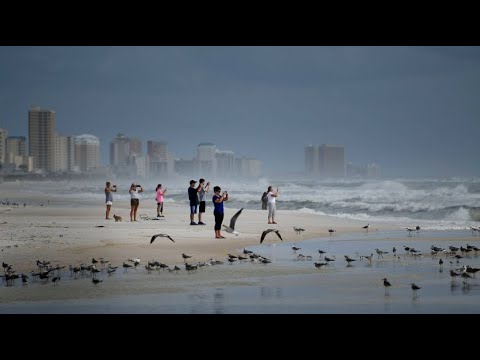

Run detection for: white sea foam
[[24, 177, 480, 229]]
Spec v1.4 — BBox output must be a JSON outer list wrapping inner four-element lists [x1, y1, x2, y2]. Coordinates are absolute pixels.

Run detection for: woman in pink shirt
[[156, 184, 167, 218]]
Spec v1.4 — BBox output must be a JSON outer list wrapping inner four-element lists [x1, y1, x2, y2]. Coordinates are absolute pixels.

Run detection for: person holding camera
[[155, 184, 167, 218], [104, 181, 117, 220], [129, 183, 144, 222], [212, 186, 229, 239], [188, 179, 199, 225], [267, 186, 279, 224], [196, 178, 210, 225]]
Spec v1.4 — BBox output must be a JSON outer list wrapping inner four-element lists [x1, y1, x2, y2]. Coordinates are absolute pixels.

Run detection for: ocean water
[[16, 177, 480, 230]]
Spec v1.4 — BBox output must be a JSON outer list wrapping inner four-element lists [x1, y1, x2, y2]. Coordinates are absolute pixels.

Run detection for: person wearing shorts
[[196, 178, 210, 225], [156, 184, 167, 217], [129, 183, 143, 222], [105, 181, 117, 220], [188, 179, 199, 225]]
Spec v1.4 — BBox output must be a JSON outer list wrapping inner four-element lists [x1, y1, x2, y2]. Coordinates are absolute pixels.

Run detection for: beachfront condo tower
[[28, 107, 55, 172]]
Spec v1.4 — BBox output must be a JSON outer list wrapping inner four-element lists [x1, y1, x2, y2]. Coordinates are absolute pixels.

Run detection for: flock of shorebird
[[4, 234, 479, 298], [2, 203, 479, 301]]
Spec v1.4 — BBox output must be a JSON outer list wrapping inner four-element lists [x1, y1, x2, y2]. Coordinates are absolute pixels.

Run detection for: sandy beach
[[0, 182, 387, 302], [1, 181, 480, 313], [0, 182, 394, 273]]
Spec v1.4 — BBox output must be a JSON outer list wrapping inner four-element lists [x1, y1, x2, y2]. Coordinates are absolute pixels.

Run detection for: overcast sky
[[0, 46, 479, 177]]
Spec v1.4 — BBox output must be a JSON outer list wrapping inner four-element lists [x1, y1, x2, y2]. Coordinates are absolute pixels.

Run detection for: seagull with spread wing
[[222, 208, 243, 236], [150, 234, 175, 244], [260, 229, 283, 244]]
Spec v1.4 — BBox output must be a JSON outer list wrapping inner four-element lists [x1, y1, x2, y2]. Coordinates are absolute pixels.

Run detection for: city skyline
[[2, 112, 377, 179], [1, 46, 480, 177], [0, 109, 265, 178]]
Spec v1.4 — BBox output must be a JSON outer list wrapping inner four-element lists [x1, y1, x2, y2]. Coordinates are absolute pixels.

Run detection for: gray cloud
[[1, 46, 479, 177]]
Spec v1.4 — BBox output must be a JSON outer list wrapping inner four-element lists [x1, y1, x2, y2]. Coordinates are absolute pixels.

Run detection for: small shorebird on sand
[[293, 226, 305, 235], [411, 283, 421, 297], [182, 253, 193, 262], [382, 278, 391, 295]]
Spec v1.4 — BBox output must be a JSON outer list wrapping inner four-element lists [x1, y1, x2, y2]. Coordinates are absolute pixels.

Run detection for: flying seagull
[[150, 234, 175, 244], [260, 229, 283, 244], [222, 208, 243, 236]]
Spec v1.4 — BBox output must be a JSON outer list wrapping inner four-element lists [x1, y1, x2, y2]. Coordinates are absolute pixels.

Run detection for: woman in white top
[[129, 183, 144, 222], [267, 186, 279, 224]]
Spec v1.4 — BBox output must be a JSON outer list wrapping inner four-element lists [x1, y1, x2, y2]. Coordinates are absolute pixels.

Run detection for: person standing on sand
[[129, 183, 143, 222], [196, 178, 210, 225], [155, 184, 167, 218], [267, 186, 279, 224], [212, 186, 229, 238], [188, 179, 199, 225], [105, 181, 117, 220], [261, 191, 268, 210]]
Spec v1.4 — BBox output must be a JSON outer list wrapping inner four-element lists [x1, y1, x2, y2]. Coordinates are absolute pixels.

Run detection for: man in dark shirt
[[188, 180, 199, 225]]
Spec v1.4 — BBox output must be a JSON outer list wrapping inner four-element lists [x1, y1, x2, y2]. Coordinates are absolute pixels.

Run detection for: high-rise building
[[110, 134, 144, 177], [318, 144, 345, 177], [0, 128, 8, 164], [197, 143, 217, 176], [235, 158, 262, 178], [129, 138, 142, 156], [6, 136, 26, 159], [28, 107, 55, 171], [147, 141, 167, 161], [66, 136, 75, 172], [5, 136, 32, 171], [75, 134, 100, 172], [305, 144, 318, 175], [216, 150, 235, 177], [127, 154, 148, 178], [110, 133, 130, 169], [148, 141, 173, 177], [305, 144, 345, 178], [110, 134, 150, 177], [54, 133, 71, 172]]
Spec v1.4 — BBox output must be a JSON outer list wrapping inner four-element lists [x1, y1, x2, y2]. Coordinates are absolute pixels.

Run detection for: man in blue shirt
[[212, 185, 229, 238]]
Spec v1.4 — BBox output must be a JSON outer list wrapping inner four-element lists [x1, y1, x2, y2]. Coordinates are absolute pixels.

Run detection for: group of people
[[104, 182, 167, 222], [104, 180, 280, 238], [188, 178, 230, 238], [188, 178, 210, 226]]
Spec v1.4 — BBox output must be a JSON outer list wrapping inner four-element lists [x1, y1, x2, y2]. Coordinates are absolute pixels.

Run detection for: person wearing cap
[[188, 179, 200, 225]]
